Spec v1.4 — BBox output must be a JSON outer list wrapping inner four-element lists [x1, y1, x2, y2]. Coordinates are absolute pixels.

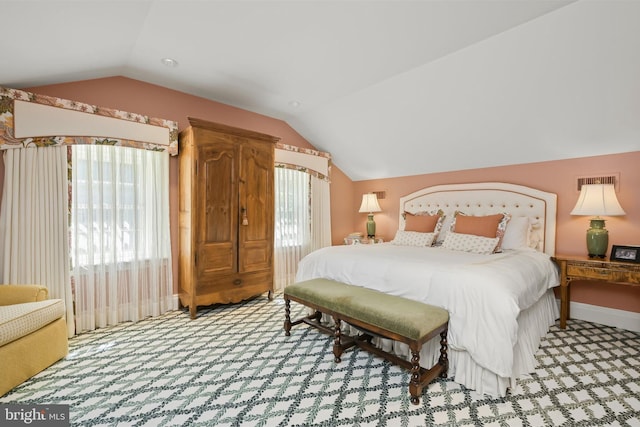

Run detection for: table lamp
[[570, 183, 625, 258], [359, 193, 382, 238]]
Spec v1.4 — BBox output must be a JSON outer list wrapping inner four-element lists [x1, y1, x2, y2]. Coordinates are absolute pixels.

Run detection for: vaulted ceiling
[[2, 1, 638, 181]]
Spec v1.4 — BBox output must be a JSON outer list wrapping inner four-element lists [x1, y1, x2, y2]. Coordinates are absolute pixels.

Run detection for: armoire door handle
[[241, 207, 248, 226]]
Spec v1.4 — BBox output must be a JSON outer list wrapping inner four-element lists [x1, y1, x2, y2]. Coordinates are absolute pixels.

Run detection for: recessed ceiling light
[[161, 57, 178, 67], [288, 100, 301, 108]]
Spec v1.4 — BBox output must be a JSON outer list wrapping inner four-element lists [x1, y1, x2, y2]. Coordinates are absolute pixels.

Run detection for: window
[[70, 145, 173, 332], [71, 146, 140, 266], [274, 166, 331, 290], [275, 167, 310, 248]]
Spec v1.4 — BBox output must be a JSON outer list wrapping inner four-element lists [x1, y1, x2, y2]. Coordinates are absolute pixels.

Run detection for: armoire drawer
[[198, 271, 273, 294]]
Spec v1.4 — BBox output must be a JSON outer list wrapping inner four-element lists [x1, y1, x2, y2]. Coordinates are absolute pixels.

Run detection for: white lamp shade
[[570, 184, 626, 216], [359, 193, 381, 213]]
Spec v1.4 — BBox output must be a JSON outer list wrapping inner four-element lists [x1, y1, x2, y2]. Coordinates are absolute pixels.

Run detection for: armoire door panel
[[240, 241, 271, 272], [196, 144, 238, 276], [198, 243, 235, 277], [241, 193, 270, 241], [238, 141, 274, 273], [198, 145, 237, 244]]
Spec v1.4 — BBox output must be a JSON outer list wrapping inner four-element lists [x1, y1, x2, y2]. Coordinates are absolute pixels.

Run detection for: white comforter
[[295, 244, 559, 378]]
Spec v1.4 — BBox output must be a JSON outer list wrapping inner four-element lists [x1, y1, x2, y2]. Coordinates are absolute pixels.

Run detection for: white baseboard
[[557, 299, 640, 333]]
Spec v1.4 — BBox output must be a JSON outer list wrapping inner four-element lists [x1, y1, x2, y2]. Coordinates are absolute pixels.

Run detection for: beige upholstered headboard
[[399, 182, 557, 256]]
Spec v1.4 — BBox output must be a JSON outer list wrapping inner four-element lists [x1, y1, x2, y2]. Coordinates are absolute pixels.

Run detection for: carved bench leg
[[439, 328, 448, 378], [284, 298, 292, 336], [409, 348, 421, 405], [333, 316, 343, 363]]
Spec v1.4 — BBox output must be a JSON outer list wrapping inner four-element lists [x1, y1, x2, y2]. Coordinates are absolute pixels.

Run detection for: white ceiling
[[2, 0, 639, 181]]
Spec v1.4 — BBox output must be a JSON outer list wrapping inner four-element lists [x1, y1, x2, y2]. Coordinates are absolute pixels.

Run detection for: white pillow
[[391, 230, 436, 247], [501, 216, 531, 250], [441, 232, 500, 255]]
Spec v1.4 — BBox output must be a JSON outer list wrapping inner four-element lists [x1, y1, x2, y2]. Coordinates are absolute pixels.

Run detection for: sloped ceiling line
[[1, 0, 637, 180]]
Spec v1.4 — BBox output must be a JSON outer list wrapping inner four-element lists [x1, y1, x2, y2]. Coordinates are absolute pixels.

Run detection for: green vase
[[366, 214, 376, 238], [586, 218, 608, 258]]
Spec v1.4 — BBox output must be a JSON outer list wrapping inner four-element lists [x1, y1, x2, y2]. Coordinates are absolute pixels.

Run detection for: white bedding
[[295, 243, 559, 383]]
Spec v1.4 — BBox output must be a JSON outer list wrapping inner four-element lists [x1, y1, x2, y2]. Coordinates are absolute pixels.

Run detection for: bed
[[294, 182, 560, 397]]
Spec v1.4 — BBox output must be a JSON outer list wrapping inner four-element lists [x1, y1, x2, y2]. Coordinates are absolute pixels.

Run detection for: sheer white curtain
[[0, 146, 75, 337], [70, 145, 174, 333], [310, 175, 331, 250], [274, 168, 310, 291], [274, 168, 331, 291]]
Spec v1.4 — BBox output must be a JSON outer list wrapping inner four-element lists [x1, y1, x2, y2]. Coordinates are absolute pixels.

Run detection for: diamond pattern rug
[[1, 294, 639, 426]]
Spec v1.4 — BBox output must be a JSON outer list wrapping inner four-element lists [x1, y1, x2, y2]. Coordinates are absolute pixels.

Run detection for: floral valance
[[0, 86, 178, 155], [275, 142, 331, 182]]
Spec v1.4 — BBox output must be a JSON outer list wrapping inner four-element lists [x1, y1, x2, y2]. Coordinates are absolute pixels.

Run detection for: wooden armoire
[[178, 117, 280, 318]]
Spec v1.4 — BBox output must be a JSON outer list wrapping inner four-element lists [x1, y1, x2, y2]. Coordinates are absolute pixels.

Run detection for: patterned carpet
[[1, 294, 639, 426]]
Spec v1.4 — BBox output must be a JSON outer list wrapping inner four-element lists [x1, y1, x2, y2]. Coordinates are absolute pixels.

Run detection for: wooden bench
[[283, 278, 449, 405]]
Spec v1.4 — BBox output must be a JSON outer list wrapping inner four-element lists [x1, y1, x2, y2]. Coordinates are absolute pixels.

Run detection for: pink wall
[[351, 151, 640, 313], [5, 76, 637, 315]]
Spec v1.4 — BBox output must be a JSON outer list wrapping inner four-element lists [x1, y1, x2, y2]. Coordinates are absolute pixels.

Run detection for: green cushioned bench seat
[[284, 279, 448, 341], [283, 278, 449, 405]]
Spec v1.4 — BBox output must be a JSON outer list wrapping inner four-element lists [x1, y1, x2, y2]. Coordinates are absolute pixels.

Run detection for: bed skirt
[[313, 288, 559, 398]]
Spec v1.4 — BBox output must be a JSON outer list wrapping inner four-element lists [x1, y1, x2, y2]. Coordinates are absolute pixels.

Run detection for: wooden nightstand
[[551, 254, 640, 329], [344, 236, 384, 245]]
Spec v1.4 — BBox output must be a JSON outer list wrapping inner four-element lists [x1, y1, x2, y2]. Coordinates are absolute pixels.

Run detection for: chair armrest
[[0, 285, 49, 305]]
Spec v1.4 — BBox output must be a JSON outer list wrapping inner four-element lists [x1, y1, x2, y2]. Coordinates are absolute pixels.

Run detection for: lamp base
[[366, 214, 376, 239], [586, 218, 608, 259]]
